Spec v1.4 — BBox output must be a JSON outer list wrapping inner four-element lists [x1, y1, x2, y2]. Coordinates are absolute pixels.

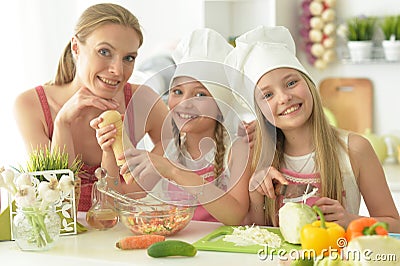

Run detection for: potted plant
[[345, 16, 377, 61], [380, 15, 400, 61], [18, 146, 86, 234]]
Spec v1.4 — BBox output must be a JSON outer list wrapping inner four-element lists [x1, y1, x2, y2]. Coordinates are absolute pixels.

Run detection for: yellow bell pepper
[[300, 206, 345, 257]]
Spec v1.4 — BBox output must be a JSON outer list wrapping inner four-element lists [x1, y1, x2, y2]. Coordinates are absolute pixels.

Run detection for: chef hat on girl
[[171, 28, 235, 116], [224, 25, 314, 109]]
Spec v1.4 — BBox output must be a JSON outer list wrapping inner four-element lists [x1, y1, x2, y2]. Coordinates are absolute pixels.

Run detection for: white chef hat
[[171, 28, 235, 116], [224, 25, 314, 109]]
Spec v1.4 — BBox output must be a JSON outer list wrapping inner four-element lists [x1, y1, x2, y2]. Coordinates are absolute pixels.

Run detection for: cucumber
[[147, 240, 197, 258]]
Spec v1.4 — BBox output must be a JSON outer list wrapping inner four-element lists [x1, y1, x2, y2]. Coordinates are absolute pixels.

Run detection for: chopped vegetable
[[147, 240, 197, 257], [116, 235, 165, 250], [222, 225, 282, 248], [300, 206, 345, 257], [120, 206, 191, 236], [345, 217, 388, 242], [279, 202, 318, 244]]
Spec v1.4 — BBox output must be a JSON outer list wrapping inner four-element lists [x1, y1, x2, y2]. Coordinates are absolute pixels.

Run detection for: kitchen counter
[[0, 213, 282, 266]]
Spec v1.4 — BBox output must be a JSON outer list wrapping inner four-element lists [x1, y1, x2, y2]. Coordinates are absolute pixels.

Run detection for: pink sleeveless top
[[167, 165, 219, 223], [278, 168, 321, 207], [35, 84, 133, 211]]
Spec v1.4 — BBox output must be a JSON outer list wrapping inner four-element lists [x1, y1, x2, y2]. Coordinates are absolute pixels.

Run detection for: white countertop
[[0, 213, 282, 266]]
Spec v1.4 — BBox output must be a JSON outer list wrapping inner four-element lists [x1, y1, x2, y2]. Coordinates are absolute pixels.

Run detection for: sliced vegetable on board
[[147, 240, 197, 258], [116, 235, 165, 250]]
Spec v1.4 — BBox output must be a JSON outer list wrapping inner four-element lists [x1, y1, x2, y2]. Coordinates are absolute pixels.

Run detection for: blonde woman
[[14, 3, 168, 211], [225, 25, 400, 232]]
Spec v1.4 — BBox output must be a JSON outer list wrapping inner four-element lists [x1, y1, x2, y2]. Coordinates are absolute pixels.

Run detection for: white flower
[[0, 168, 17, 194], [38, 177, 61, 203], [15, 173, 33, 188], [58, 174, 74, 195], [15, 185, 36, 208]]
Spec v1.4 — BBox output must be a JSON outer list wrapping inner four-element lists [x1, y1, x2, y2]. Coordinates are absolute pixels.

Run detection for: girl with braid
[[96, 28, 253, 225]]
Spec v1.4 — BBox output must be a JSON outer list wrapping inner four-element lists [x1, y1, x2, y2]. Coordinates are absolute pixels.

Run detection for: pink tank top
[[167, 165, 219, 223], [278, 168, 321, 207], [35, 84, 133, 211]]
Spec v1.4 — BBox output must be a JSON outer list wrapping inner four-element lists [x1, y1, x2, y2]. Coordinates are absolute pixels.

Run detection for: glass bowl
[[115, 190, 196, 236]]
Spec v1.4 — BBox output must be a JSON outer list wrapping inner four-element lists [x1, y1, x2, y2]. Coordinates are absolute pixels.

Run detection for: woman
[[14, 3, 168, 211]]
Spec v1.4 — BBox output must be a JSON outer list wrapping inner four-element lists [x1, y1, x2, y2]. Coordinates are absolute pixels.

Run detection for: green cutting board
[[193, 225, 301, 254]]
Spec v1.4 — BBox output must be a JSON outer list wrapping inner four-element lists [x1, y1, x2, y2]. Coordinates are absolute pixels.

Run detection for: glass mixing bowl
[[115, 190, 196, 236]]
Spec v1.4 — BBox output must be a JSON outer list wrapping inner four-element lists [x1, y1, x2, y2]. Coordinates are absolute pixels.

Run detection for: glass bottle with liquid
[[86, 168, 118, 230]]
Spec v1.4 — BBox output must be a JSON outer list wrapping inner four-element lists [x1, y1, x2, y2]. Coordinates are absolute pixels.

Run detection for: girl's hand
[[90, 116, 116, 153], [119, 147, 169, 180], [249, 166, 288, 199], [238, 120, 256, 149], [57, 87, 119, 125], [313, 197, 352, 229]]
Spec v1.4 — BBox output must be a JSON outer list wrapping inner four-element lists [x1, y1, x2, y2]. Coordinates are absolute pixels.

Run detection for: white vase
[[347, 41, 373, 62], [382, 40, 400, 61]]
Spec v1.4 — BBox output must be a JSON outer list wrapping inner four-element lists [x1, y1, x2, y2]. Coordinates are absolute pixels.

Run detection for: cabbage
[[279, 202, 317, 244]]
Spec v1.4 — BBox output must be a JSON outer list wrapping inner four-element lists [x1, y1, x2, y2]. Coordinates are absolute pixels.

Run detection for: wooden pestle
[[98, 110, 133, 184]]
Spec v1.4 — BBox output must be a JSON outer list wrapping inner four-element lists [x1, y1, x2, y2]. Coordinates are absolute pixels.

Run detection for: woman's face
[[254, 68, 313, 131], [168, 77, 220, 135], [73, 23, 141, 99]]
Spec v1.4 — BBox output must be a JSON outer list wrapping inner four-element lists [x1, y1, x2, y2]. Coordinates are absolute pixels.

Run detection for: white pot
[[347, 41, 373, 62], [382, 40, 400, 61]]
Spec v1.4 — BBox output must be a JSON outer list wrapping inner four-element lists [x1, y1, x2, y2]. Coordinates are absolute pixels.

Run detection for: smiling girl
[[93, 28, 253, 225], [225, 25, 400, 232]]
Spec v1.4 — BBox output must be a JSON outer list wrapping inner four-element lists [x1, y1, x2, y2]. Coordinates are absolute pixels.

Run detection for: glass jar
[[13, 204, 61, 251], [85, 168, 118, 230]]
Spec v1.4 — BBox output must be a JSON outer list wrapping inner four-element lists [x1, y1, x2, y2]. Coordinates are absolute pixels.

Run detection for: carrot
[[116, 235, 165, 250]]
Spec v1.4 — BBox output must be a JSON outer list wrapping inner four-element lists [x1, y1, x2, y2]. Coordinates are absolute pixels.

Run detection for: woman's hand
[[313, 197, 353, 229], [57, 87, 119, 125], [90, 116, 116, 153], [249, 166, 288, 199]]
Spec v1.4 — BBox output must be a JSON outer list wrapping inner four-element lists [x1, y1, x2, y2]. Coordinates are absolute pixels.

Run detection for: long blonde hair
[[252, 72, 345, 226], [51, 3, 143, 85]]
